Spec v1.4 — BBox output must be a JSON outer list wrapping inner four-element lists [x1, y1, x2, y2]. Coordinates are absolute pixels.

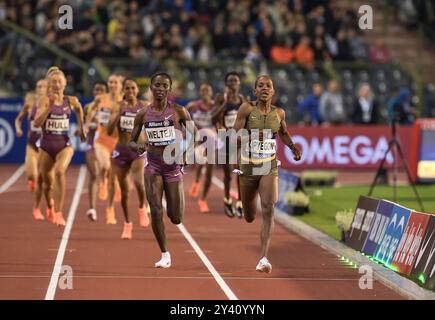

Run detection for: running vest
[[28, 101, 42, 134], [190, 99, 215, 129], [119, 100, 144, 133], [144, 102, 178, 147], [42, 97, 71, 136], [240, 104, 280, 165], [222, 93, 243, 129]]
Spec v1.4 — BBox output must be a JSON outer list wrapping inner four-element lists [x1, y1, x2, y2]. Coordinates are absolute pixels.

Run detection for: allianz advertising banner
[[0, 98, 89, 164]]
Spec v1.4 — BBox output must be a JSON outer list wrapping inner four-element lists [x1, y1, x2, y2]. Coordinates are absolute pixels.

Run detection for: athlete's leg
[[38, 149, 55, 210], [239, 175, 260, 223], [145, 174, 166, 251], [131, 158, 146, 209], [258, 175, 278, 259], [114, 162, 131, 223], [53, 146, 74, 214], [25, 146, 39, 191], [94, 143, 111, 200], [200, 163, 213, 200], [85, 151, 98, 211], [223, 163, 232, 200], [163, 180, 185, 225]]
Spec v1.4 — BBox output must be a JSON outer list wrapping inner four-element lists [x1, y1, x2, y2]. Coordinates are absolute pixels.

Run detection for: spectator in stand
[[388, 88, 417, 125], [270, 37, 294, 64], [319, 80, 346, 125], [347, 28, 367, 61], [351, 83, 380, 124], [334, 29, 353, 61], [313, 36, 331, 62], [256, 20, 276, 60], [369, 39, 393, 64], [298, 83, 323, 125], [294, 35, 314, 69]]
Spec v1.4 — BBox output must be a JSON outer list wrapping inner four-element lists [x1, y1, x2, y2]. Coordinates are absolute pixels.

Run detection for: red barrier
[[277, 125, 418, 174]]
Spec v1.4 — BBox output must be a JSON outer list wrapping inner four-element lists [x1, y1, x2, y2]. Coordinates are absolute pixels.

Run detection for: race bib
[[120, 115, 135, 132], [30, 120, 42, 133], [243, 138, 276, 162], [193, 111, 212, 128], [45, 118, 69, 134], [145, 120, 176, 146], [224, 113, 237, 128], [98, 109, 111, 125]]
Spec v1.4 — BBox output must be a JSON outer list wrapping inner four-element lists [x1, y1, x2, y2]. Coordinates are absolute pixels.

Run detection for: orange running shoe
[[98, 179, 108, 200], [138, 207, 150, 228], [189, 182, 200, 198], [106, 206, 117, 225], [121, 222, 133, 240], [198, 199, 210, 213], [55, 212, 66, 226], [46, 207, 56, 224], [27, 180, 36, 192], [33, 208, 44, 221]]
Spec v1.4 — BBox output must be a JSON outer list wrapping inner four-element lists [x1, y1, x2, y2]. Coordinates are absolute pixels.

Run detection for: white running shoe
[[86, 209, 97, 222], [155, 252, 171, 268], [256, 257, 272, 273]]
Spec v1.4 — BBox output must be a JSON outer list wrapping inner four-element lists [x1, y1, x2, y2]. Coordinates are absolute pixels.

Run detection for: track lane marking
[[0, 165, 25, 194], [44, 165, 86, 300]]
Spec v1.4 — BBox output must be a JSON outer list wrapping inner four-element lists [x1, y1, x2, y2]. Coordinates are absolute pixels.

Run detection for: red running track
[[0, 164, 404, 300]]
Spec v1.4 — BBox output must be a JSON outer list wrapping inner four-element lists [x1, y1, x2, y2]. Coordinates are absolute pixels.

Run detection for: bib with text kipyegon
[[145, 119, 176, 146], [45, 114, 69, 134], [98, 108, 111, 126], [120, 112, 137, 133], [242, 138, 277, 164]]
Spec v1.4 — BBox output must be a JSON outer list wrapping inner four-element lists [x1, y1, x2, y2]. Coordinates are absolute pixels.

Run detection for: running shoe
[[55, 212, 66, 227], [106, 206, 117, 225], [33, 208, 44, 221], [256, 257, 272, 273], [155, 251, 171, 268], [121, 222, 133, 240], [46, 207, 56, 224], [189, 182, 200, 198], [86, 208, 97, 222], [198, 199, 210, 213], [224, 197, 235, 218], [235, 201, 244, 218], [138, 207, 150, 228]]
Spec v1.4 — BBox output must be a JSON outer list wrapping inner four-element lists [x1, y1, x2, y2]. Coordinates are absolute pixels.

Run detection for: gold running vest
[[239, 104, 280, 176]]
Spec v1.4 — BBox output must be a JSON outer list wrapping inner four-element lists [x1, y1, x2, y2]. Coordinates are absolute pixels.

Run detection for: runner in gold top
[[233, 75, 301, 273]]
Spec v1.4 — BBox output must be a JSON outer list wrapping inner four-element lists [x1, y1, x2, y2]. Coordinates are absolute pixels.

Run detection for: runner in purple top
[[129, 72, 197, 268], [14, 79, 48, 221], [83, 81, 108, 222], [107, 78, 150, 240], [34, 69, 86, 227]]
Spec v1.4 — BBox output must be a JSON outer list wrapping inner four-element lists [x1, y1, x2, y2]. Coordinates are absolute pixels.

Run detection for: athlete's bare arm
[[107, 102, 121, 136], [15, 95, 33, 137], [232, 102, 252, 147], [34, 96, 52, 128], [277, 108, 301, 161], [129, 106, 147, 154], [211, 93, 226, 125], [69, 96, 86, 142]]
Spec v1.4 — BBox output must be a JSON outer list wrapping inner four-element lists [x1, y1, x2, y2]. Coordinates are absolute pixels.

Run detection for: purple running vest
[[118, 100, 144, 133], [144, 102, 179, 147], [42, 97, 71, 137]]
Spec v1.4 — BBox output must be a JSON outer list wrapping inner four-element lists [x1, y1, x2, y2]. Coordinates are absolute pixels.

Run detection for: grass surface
[[295, 184, 435, 241]]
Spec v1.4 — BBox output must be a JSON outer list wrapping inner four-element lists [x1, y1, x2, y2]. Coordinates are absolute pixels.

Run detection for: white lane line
[[162, 198, 238, 300], [0, 165, 25, 194], [44, 165, 87, 300]]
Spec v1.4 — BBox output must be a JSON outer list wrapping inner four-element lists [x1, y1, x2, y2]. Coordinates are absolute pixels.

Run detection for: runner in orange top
[[87, 74, 123, 224]]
